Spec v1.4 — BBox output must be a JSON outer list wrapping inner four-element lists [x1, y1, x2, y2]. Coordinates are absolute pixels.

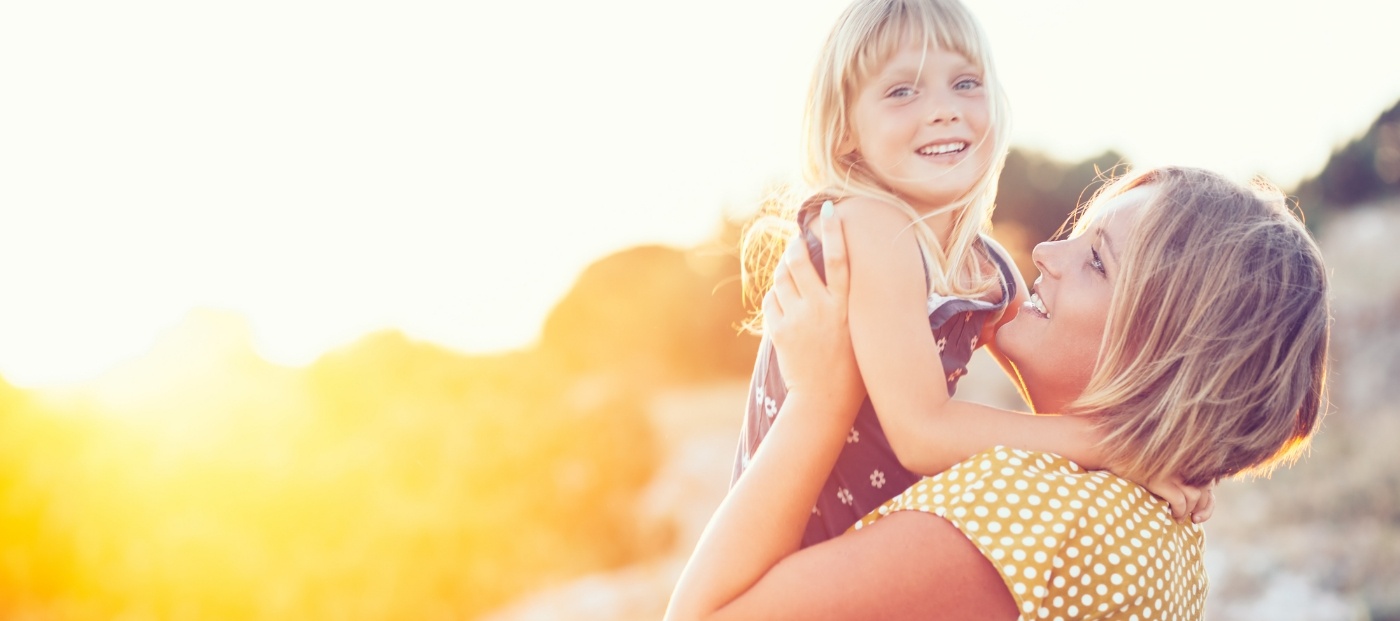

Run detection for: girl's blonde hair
[[1067, 166, 1331, 486], [742, 0, 1010, 328]]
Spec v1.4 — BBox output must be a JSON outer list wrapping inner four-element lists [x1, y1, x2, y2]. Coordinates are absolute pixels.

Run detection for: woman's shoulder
[[853, 447, 1209, 619], [854, 446, 1186, 533]]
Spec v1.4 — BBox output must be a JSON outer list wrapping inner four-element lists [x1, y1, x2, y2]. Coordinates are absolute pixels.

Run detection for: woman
[[665, 166, 1330, 620]]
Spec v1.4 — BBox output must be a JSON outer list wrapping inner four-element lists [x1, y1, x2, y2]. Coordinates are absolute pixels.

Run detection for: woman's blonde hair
[[1067, 166, 1331, 486], [742, 0, 1010, 329]]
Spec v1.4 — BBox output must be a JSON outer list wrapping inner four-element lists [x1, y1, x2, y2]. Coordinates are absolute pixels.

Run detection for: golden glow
[[1, 0, 1397, 616]]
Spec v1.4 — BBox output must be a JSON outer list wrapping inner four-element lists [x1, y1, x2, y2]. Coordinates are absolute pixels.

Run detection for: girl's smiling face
[[996, 185, 1157, 413], [846, 42, 993, 214]]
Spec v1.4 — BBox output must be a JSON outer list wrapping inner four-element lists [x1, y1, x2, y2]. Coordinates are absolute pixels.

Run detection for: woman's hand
[[764, 202, 863, 411]]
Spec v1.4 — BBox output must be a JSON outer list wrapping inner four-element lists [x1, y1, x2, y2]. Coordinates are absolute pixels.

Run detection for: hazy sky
[[3, 0, 1398, 386]]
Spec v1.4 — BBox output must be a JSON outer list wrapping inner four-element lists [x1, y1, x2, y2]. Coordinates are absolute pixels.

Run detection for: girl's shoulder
[[805, 195, 919, 241]]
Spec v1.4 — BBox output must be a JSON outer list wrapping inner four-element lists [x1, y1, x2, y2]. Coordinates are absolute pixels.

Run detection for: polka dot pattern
[[851, 447, 1207, 620]]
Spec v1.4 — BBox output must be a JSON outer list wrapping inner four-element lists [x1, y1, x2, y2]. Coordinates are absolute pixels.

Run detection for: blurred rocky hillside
[[483, 100, 1400, 620], [3, 99, 1396, 620]]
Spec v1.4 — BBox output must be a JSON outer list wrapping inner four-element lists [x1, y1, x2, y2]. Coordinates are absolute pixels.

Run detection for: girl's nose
[[925, 95, 960, 126]]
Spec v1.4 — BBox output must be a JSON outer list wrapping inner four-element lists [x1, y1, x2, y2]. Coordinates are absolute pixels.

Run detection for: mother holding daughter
[[668, 164, 1329, 620], [665, 0, 1331, 616]]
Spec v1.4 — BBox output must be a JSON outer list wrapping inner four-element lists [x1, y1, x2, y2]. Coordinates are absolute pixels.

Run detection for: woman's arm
[[664, 211, 1016, 621], [833, 198, 1104, 475]]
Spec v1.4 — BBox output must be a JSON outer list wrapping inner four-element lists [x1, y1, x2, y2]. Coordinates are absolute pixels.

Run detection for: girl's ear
[[837, 130, 857, 158]]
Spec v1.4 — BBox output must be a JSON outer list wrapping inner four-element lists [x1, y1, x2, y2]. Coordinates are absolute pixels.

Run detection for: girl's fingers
[[1192, 485, 1216, 524], [817, 201, 850, 301]]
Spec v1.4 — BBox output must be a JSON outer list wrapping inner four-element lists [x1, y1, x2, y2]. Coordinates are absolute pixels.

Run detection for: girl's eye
[[887, 86, 916, 98], [954, 77, 982, 91], [1090, 247, 1106, 275]]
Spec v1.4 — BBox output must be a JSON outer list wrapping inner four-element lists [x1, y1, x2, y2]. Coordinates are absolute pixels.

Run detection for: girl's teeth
[[919, 142, 967, 155]]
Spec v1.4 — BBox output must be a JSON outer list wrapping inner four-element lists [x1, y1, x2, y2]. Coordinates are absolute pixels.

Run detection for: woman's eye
[[1090, 247, 1106, 275]]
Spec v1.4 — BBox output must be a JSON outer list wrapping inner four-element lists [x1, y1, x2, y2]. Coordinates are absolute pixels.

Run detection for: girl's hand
[[764, 202, 862, 408], [1145, 474, 1217, 524]]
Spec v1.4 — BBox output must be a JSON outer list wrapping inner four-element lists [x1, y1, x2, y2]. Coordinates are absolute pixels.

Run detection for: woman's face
[[996, 185, 1156, 413]]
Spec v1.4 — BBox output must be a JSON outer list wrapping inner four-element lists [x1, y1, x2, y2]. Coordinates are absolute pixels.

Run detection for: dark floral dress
[[730, 198, 1019, 547]]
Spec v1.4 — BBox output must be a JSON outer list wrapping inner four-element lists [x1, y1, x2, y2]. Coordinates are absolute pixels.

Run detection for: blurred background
[[2, 1, 1398, 619]]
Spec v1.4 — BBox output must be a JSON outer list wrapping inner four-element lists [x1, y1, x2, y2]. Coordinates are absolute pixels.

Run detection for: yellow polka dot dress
[[851, 447, 1206, 620]]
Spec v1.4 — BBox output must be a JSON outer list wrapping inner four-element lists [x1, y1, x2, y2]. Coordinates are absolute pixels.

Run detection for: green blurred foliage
[[1294, 99, 1400, 229]]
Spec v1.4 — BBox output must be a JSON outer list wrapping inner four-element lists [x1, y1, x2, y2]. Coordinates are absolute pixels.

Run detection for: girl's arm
[[833, 197, 1104, 476], [976, 235, 1035, 406], [823, 203, 1212, 521], [663, 212, 1015, 621]]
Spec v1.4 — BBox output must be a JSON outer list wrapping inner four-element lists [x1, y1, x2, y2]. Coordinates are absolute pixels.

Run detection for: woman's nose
[[1031, 240, 1062, 278]]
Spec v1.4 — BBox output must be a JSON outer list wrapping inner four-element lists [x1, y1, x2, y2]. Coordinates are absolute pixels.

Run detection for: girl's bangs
[[845, 2, 986, 92]]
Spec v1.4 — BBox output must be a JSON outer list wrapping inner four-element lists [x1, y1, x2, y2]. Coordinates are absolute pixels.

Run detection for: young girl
[[733, 0, 1143, 546]]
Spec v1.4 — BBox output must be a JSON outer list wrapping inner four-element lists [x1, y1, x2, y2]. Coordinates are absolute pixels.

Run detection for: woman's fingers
[[770, 237, 803, 313], [762, 288, 784, 331], [817, 201, 850, 301], [782, 229, 825, 299]]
